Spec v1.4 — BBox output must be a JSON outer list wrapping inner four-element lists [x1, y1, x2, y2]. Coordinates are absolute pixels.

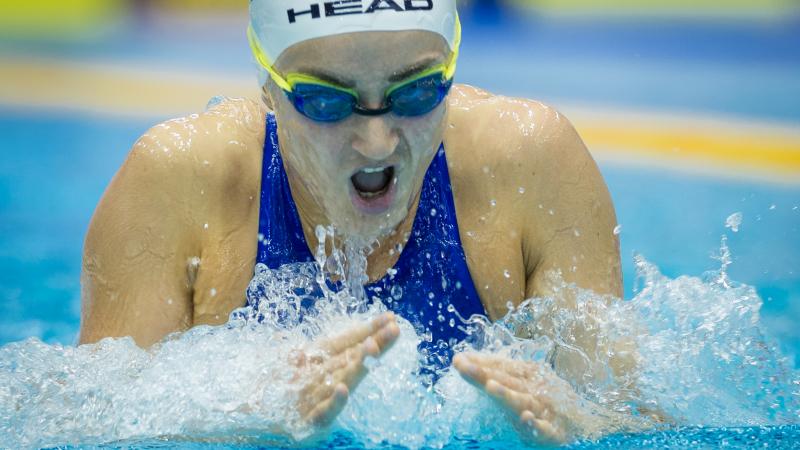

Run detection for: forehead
[[274, 30, 449, 77]]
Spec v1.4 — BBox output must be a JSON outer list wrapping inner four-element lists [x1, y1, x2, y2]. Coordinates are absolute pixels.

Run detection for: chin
[[330, 202, 409, 245]]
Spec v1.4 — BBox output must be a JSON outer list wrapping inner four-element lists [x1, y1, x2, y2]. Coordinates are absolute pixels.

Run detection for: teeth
[[361, 167, 387, 174]]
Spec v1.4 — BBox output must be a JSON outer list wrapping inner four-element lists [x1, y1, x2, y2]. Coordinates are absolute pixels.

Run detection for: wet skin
[[79, 31, 632, 442]]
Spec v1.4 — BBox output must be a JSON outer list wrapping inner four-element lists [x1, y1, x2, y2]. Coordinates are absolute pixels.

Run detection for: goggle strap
[[247, 26, 293, 92], [445, 16, 461, 80]]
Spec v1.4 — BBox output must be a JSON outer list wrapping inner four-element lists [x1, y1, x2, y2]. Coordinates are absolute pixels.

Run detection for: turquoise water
[[1, 109, 798, 449], [2, 10, 800, 449]]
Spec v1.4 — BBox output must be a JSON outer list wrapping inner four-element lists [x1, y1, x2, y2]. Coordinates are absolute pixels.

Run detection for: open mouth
[[351, 166, 395, 199]]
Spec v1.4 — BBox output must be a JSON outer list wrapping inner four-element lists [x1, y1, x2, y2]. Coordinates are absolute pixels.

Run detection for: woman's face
[[267, 30, 450, 241]]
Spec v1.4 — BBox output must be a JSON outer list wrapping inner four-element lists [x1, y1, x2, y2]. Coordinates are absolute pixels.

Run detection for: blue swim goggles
[[247, 22, 461, 123]]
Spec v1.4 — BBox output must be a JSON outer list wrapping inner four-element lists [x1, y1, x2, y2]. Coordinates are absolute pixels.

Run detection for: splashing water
[[0, 232, 798, 449], [726, 212, 743, 232]]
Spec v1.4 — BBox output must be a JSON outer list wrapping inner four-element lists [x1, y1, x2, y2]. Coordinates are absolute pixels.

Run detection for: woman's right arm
[[79, 122, 203, 347]]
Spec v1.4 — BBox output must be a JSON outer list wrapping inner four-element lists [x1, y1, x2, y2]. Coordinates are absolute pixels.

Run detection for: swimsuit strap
[[256, 113, 315, 267]]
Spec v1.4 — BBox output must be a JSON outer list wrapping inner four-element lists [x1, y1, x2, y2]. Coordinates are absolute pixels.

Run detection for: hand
[[453, 352, 600, 445], [291, 312, 399, 427]]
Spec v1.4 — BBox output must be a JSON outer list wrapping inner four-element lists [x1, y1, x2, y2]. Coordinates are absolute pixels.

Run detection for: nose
[[351, 116, 400, 161]]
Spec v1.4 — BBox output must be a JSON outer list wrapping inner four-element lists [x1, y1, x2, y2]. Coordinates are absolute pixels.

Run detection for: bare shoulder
[[445, 84, 602, 228], [445, 85, 620, 298], [117, 99, 266, 223], [445, 84, 589, 191], [126, 97, 266, 201]]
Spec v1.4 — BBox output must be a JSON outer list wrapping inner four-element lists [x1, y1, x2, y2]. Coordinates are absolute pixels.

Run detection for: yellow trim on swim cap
[[248, 14, 462, 93]]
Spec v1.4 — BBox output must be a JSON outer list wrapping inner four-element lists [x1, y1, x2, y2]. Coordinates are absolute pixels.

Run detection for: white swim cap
[[249, 0, 459, 63]]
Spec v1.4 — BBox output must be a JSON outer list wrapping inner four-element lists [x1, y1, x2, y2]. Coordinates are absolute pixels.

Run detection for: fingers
[[333, 348, 369, 390], [306, 383, 349, 426], [520, 410, 565, 444], [452, 353, 490, 387], [454, 353, 553, 418], [321, 312, 396, 355], [366, 320, 400, 357], [303, 346, 373, 425], [297, 314, 399, 427], [461, 352, 540, 380], [453, 352, 568, 445]]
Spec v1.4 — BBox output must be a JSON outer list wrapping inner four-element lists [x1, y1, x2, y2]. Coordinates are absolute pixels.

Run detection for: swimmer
[[80, 0, 640, 443]]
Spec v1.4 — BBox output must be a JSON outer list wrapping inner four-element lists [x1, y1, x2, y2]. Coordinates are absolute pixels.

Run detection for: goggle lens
[[389, 74, 452, 117], [288, 72, 452, 122], [291, 83, 356, 122]]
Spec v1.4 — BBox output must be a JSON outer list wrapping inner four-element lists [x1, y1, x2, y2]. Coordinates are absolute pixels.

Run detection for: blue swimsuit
[[249, 113, 486, 368]]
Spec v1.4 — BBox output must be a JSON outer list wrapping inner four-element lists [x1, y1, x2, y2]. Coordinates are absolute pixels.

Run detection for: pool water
[[2, 9, 800, 450]]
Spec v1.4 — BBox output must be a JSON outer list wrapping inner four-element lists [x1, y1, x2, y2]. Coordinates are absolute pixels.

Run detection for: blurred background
[[0, 1, 798, 363]]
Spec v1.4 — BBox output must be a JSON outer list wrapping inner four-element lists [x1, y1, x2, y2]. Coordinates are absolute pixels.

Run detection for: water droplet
[[574, 229, 581, 237], [503, 269, 511, 278], [210, 288, 217, 297], [518, 187, 526, 194], [425, 252, 431, 259], [725, 212, 742, 232], [203, 223, 209, 230], [613, 225, 622, 236], [391, 285, 403, 300], [449, 318, 455, 327], [430, 208, 437, 216], [455, 281, 462, 290], [437, 314, 445, 323], [548, 209, 554, 216], [482, 166, 490, 174], [166, 298, 173, 305], [428, 292, 435, 300], [769, 204, 776, 210], [489, 199, 497, 208]]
